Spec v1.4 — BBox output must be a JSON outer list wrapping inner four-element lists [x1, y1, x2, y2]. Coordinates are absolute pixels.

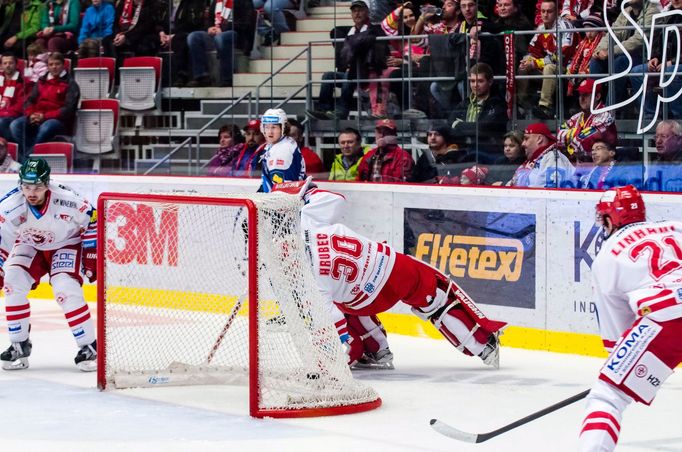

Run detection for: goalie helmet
[[595, 185, 645, 229], [19, 157, 51, 185], [260, 108, 288, 134]]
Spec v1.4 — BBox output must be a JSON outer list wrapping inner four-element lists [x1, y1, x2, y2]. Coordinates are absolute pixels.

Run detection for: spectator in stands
[[516, 0, 577, 120], [158, 0, 207, 88], [206, 124, 245, 177], [630, 0, 682, 120], [0, 52, 24, 140], [186, 0, 255, 87], [0, 0, 21, 48], [288, 119, 324, 175], [329, 127, 368, 181], [491, 0, 533, 64], [559, 0, 593, 24], [306, 0, 389, 120], [489, 130, 525, 185], [456, 164, 489, 185], [23, 42, 49, 88], [113, 0, 161, 67], [78, 0, 116, 58], [402, 0, 461, 116], [409, 123, 475, 183], [35, 0, 81, 54], [645, 120, 682, 191], [589, 0, 658, 108], [9, 52, 79, 161], [556, 78, 617, 162], [565, 13, 604, 97], [449, 63, 508, 151], [380, 2, 429, 117], [581, 139, 642, 189], [252, 0, 295, 41], [231, 119, 265, 177], [3, 0, 45, 57], [0, 136, 19, 171], [430, 0, 504, 117], [510, 122, 574, 187], [357, 119, 414, 182]]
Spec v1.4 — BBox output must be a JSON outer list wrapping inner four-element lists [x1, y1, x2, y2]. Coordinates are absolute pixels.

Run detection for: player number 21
[[629, 235, 682, 281]]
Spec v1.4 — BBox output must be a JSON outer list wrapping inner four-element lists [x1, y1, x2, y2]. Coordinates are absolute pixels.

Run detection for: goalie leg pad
[[51, 273, 96, 347], [345, 314, 389, 354], [434, 305, 492, 357], [579, 380, 631, 452]]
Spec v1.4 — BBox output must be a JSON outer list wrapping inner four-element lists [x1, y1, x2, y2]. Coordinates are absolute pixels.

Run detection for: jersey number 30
[[330, 235, 362, 282], [630, 235, 682, 281]]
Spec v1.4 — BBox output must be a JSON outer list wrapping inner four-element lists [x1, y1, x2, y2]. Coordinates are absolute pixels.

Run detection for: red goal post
[[96, 192, 381, 418]]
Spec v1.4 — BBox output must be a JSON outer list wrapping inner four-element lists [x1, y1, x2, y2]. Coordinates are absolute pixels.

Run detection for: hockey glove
[[82, 248, 97, 283]]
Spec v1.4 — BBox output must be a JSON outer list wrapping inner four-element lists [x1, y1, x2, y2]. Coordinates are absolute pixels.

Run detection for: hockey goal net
[[96, 192, 381, 418]]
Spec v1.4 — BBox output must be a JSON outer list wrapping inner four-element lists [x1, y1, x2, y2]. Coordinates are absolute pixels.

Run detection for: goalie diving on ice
[[271, 178, 507, 369]]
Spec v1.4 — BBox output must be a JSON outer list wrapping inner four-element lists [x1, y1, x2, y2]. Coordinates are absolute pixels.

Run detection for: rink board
[[1, 174, 679, 357]]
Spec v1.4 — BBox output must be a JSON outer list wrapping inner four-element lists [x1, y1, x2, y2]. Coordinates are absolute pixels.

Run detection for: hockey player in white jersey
[[259, 108, 306, 192], [272, 179, 506, 368], [579, 185, 682, 451], [0, 158, 98, 372]]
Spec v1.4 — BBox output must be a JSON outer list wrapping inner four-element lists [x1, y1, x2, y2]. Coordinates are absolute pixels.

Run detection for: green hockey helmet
[[19, 158, 51, 185]]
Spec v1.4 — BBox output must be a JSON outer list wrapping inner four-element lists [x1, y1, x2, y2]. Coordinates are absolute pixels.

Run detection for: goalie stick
[[430, 389, 590, 443]]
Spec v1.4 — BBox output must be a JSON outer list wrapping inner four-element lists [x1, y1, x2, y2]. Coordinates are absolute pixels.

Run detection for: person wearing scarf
[[36, 0, 81, 53], [511, 122, 574, 188]]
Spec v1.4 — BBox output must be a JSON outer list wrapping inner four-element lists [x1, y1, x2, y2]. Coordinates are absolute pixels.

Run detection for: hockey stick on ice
[[430, 389, 590, 443], [206, 290, 248, 364]]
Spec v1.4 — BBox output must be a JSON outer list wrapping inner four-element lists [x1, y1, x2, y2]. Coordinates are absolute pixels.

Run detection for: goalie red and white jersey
[[0, 184, 97, 255], [591, 220, 682, 349], [300, 189, 396, 312]]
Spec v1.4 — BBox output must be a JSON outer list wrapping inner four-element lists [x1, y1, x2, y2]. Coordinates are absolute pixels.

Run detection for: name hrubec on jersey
[[414, 233, 524, 282], [610, 224, 677, 257], [106, 202, 179, 266]]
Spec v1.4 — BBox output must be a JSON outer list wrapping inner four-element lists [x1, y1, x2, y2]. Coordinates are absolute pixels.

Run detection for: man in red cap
[[511, 122, 574, 187], [230, 119, 265, 177], [357, 119, 414, 182], [557, 78, 617, 161]]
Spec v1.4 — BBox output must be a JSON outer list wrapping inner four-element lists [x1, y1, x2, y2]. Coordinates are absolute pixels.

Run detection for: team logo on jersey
[[20, 228, 55, 246], [55, 293, 67, 305], [635, 364, 648, 378], [364, 282, 375, 294], [351, 285, 361, 296]]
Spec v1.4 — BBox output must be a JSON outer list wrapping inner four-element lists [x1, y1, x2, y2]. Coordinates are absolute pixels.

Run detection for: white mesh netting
[[100, 192, 380, 416]]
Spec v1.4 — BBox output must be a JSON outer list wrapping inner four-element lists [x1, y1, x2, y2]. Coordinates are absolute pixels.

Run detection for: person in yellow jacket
[[328, 127, 369, 181]]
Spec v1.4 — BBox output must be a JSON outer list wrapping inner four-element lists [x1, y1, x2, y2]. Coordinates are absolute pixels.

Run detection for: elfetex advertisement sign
[[404, 208, 536, 310]]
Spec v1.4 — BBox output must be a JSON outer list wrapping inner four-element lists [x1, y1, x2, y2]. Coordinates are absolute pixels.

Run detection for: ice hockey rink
[[3, 299, 682, 452]]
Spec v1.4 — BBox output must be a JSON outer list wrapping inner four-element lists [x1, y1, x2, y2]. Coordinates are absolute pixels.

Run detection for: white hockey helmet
[[260, 108, 288, 133]]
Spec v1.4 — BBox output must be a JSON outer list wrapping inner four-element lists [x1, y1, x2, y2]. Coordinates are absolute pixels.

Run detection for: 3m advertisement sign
[[404, 208, 536, 309]]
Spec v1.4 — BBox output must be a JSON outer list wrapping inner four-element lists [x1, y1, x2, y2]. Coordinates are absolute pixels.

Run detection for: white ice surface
[[2, 300, 682, 452]]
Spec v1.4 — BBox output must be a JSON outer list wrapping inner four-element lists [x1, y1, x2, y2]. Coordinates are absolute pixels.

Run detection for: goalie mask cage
[[96, 192, 381, 418]]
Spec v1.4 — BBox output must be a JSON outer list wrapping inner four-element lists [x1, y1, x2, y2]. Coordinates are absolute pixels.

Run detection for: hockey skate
[[1, 339, 32, 370], [75, 340, 97, 372], [351, 348, 394, 370], [478, 332, 501, 369]]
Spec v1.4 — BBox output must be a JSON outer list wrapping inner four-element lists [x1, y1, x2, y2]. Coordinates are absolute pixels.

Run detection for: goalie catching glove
[[82, 247, 97, 282]]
